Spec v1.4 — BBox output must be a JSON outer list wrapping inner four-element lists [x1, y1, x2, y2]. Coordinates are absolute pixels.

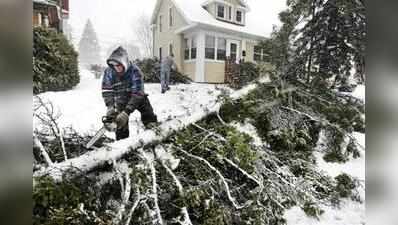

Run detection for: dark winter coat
[[102, 47, 145, 114]]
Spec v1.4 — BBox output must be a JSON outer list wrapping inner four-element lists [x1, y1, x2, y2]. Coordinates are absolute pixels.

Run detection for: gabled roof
[[151, 0, 266, 40], [33, 0, 58, 7], [201, 0, 250, 11]]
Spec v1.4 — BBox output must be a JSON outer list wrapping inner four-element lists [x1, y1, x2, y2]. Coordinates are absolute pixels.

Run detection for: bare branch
[[134, 14, 153, 58], [33, 133, 53, 166], [34, 95, 68, 161], [174, 146, 252, 209], [147, 154, 164, 225]]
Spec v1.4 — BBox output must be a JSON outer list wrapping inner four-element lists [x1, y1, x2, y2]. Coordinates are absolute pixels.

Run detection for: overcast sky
[[69, 0, 287, 57]]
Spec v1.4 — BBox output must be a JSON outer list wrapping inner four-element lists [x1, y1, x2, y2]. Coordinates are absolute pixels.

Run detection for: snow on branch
[[281, 106, 365, 150], [33, 81, 263, 182], [174, 146, 252, 209], [148, 154, 164, 225], [33, 133, 53, 166], [158, 153, 193, 225], [34, 95, 68, 161]]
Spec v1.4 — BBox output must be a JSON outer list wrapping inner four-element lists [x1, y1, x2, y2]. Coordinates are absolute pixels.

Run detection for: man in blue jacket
[[102, 46, 157, 140]]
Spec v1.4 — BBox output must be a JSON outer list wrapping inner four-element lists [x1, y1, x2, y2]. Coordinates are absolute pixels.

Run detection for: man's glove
[[115, 111, 129, 128], [106, 107, 117, 119]]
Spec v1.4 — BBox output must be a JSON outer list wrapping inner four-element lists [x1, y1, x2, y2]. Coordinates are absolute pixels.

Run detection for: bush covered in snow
[[133, 57, 192, 84], [33, 78, 365, 224], [238, 62, 260, 87], [33, 27, 79, 94]]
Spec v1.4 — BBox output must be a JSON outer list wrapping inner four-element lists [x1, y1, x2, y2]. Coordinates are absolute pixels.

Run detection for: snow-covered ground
[[284, 85, 366, 225], [34, 69, 225, 139]]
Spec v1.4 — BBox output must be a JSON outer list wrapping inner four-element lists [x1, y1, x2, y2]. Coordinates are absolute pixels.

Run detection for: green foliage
[[33, 27, 79, 94], [285, 0, 366, 88], [173, 118, 258, 174], [33, 176, 112, 225], [334, 173, 356, 198], [224, 129, 258, 173], [202, 201, 228, 225], [238, 62, 260, 87], [78, 19, 101, 67], [133, 57, 192, 84], [301, 201, 324, 219], [322, 127, 348, 163]]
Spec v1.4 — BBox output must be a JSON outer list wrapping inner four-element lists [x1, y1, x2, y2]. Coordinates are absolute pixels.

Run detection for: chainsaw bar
[[86, 127, 107, 149]]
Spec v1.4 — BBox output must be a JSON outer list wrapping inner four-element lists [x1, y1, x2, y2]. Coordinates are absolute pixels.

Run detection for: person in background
[[160, 53, 178, 93], [102, 46, 158, 140]]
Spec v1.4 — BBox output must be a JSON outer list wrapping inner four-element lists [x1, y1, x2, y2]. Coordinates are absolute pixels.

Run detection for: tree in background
[[78, 19, 101, 68], [134, 14, 153, 58], [265, 0, 366, 89], [106, 43, 142, 61], [33, 27, 79, 94]]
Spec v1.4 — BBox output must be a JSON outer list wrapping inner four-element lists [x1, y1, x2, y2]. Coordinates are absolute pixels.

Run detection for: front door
[[226, 40, 240, 63]]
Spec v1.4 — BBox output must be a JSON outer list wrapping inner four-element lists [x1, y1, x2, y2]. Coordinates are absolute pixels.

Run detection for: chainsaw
[[86, 116, 117, 149]]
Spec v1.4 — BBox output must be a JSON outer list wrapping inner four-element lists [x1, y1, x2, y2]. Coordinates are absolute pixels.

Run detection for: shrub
[[334, 173, 356, 198], [33, 27, 79, 94], [238, 61, 260, 87], [301, 201, 324, 219], [133, 57, 192, 84]]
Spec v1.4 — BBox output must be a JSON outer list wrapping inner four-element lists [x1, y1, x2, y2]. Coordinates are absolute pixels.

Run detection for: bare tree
[[33, 96, 68, 162], [134, 14, 153, 58]]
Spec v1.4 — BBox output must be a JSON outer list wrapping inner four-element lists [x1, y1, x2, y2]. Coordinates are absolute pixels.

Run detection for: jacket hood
[[107, 46, 130, 72]]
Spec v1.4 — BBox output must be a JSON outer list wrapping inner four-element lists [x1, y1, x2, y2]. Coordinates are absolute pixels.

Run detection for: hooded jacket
[[102, 46, 145, 113]]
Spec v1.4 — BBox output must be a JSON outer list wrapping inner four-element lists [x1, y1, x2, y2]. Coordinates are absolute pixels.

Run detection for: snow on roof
[[33, 0, 57, 7], [202, 0, 250, 10], [152, 0, 267, 39]]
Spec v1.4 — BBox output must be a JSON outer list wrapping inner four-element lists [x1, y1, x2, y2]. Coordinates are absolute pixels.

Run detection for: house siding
[[225, 0, 242, 6], [205, 62, 225, 83], [207, 3, 216, 16], [184, 62, 196, 81], [153, 0, 188, 71], [245, 41, 256, 63]]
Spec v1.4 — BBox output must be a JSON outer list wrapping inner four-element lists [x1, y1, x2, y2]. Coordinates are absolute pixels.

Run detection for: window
[[254, 46, 268, 62], [230, 43, 237, 60], [169, 43, 173, 56], [217, 38, 226, 60], [184, 38, 190, 60], [236, 10, 242, 23], [159, 47, 163, 61], [205, 36, 215, 59], [254, 46, 262, 61], [159, 15, 163, 32], [217, 5, 225, 18], [228, 6, 232, 20], [169, 7, 173, 28], [191, 37, 197, 59]]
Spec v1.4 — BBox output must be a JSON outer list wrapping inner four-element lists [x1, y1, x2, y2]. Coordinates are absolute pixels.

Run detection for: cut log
[[33, 81, 263, 182]]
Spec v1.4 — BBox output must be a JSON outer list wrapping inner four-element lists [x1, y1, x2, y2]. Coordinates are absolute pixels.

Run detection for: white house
[[151, 0, 267, 83]]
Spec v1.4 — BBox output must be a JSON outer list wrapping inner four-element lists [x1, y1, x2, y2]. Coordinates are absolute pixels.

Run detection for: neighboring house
[[33, 0, 70, 34], [151, 0, 267, 83]]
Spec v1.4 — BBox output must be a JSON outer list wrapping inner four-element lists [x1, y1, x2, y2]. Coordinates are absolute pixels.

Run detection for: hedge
[[33, 27, 79, 94]]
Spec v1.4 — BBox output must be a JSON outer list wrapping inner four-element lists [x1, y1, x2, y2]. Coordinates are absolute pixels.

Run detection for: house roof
[[201, 0, 250, 11], [33, 0, 57, 6], [151, 0, 266, 40]]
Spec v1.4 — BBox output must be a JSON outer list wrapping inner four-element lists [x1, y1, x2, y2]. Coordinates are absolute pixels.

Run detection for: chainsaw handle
[[102, 116, 114, 124]]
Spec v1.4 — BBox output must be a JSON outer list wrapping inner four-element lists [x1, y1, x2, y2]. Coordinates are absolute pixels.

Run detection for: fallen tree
[[33, 82, 261, 182], [33, 78, 364, 225]]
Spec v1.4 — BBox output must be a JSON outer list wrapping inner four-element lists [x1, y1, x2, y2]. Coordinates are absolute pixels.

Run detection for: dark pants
[[115, 95, 157, 140]]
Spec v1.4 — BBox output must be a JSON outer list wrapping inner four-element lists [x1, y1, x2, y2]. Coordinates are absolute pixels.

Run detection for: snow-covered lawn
[[34, 69, 225, 139], [285, 85, 366, 225]]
